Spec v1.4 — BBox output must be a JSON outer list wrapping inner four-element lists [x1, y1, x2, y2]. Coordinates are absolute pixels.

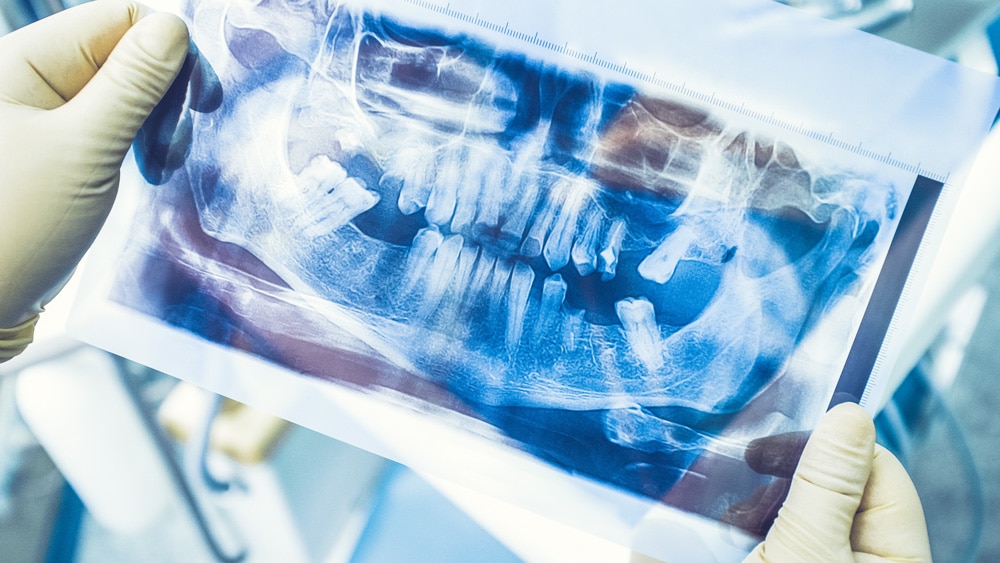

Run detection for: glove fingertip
[[795, 402, 875, 491], [819, 402, 875, 446], [132, 11, 189, 69]]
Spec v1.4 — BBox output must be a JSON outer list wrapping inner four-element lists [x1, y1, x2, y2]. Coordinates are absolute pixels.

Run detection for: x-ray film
[[71, 0, 1000, 559]]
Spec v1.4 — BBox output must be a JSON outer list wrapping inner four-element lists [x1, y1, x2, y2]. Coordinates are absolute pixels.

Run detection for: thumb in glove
[[744, 402, 931, 562]]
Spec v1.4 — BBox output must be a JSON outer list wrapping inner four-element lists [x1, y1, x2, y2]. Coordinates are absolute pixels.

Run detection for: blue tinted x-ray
[[122, 0, 924, 536]]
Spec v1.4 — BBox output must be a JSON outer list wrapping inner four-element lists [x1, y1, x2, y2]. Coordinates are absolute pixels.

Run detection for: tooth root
[[465, 252, 498, 308], [562, 308, 586, 352], [500, 172, 541, 247], [486, 259, 514, 326], [298, 177, 380, 238], [571, 206, 603, 276], [506, 261, 535, 351], [402, 227, 444, 293], [616, 297, 663, 372], [521, 177, 569, 258], [638, 225, 697, 284], [425, 148, 463, 226], [446, 244, 480, 305], [535, 274, 567, 335], [598, 218, 627, 281], [543, 180, 592, 271], [418, 234, 465, 315]]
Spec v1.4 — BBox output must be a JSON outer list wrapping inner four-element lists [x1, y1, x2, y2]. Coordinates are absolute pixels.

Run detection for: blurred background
[[4, 0, 1000, 561]]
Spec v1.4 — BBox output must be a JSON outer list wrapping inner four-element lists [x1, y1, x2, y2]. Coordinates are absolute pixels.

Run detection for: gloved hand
[[631, 403, 931, 562], [0, 0, 188, 361], [743, 402, 931, 562]]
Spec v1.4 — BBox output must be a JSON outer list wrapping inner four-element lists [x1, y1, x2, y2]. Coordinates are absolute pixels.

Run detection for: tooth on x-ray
[[537, 274, 568, 336], [485, 258, 514, 329], [465, 252, 498, 310], [543, 179, 594, 271], [521, 177, 570, 258], [402, 227, 444, 294], [292, 156, 379, 238], [638, 224, 697, 284], [418, 233, 465, 316], [471, 152, 512, 237], [615, 298, 663, 372], [571, 205, 603, 276], [507, 261, 535, 351], [598, 218, 627, 281], [133, 0, 906, 514], [392, 145, 435, 215], [425, 147, 464, 226]]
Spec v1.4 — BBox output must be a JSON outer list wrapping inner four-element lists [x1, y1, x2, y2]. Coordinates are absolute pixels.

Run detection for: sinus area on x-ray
[[124, 0, 918, 536]]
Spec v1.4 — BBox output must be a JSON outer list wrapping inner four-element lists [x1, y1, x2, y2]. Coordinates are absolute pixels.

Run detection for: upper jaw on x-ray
[[138, 0, 895, 465]]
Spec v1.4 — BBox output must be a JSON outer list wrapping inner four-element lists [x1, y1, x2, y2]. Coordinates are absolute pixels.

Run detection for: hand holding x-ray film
[[0, 0, 187, 359], [742, 403, 932, 562], [69, 0, 1000, 559]]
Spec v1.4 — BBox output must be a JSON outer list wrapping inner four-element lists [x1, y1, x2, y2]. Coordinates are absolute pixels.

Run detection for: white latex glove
[[743, 402, 931, 562], [0, 0, 188, 361], [630, 403, 931, 563]]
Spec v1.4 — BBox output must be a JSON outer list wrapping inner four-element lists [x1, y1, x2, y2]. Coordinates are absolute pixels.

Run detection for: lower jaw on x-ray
[[126, 0, 910, 534]]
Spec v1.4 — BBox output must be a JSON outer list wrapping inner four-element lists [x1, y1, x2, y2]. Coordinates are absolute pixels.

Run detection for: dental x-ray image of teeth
[[111, 0, 941, 540]]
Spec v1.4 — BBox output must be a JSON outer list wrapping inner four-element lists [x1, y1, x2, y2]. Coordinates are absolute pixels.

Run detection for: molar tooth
[[543, 179, 592, 271], [291, 155, 347, 199], [521, 177, 570, 258], [302, 178, 379, 238], [572, 205, 603, 276], [402, 227, 443, 293], [615, 297, 664, 372], [298, 176, 380, 238], [638, 224, 697, 284], [394, 147, 433, 215], [418, 234, 465, 315], [598, 218, 627, 281], [506, 261, 535, 351]]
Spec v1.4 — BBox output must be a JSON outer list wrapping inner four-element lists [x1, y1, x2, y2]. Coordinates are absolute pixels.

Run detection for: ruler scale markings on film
[[399, 0, 946, 183]]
